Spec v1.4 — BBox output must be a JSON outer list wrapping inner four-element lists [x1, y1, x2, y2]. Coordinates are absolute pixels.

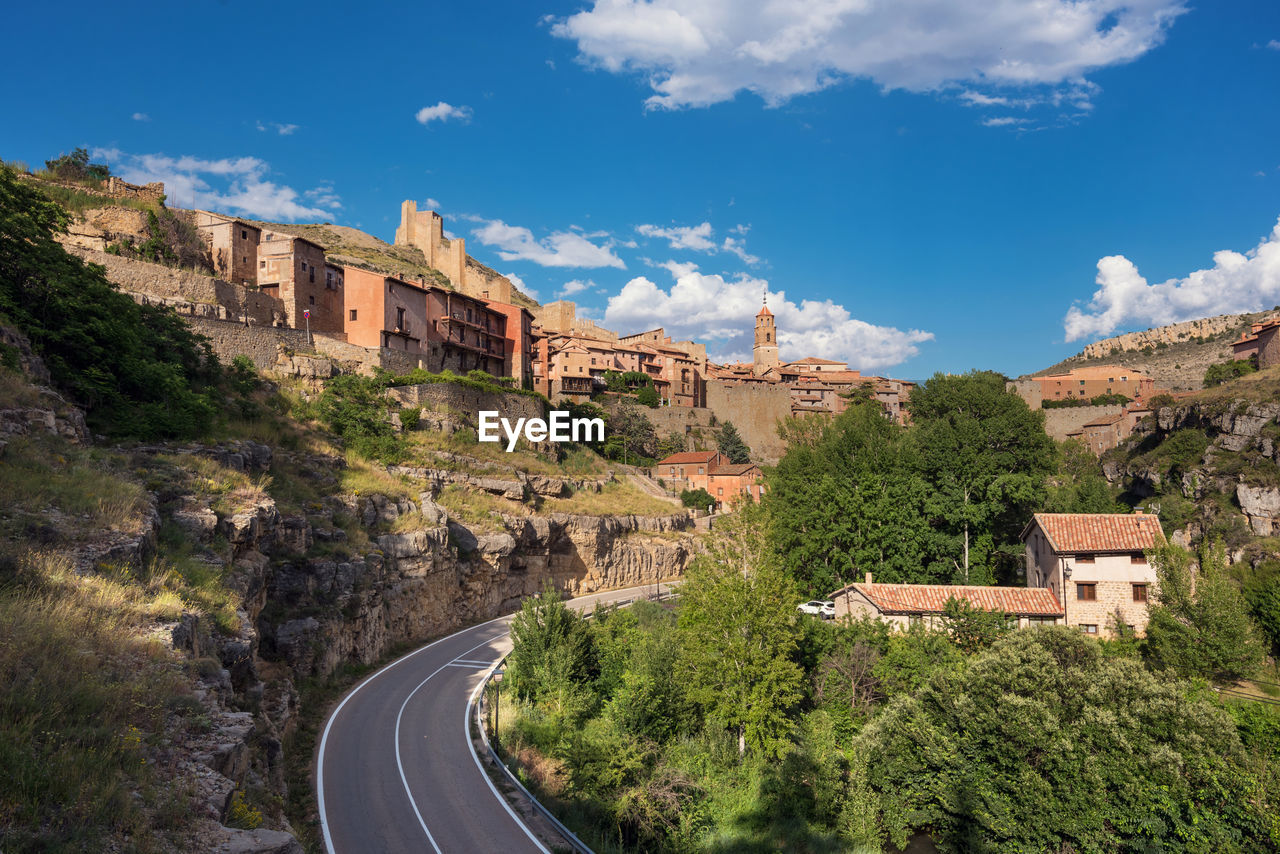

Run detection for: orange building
[[258, 231, 342, 332], [1033, 366, 1155, 402], [342, 267, 431, 355], [1232, 317, 1280, 368], [484, 298, 535, 389], [708, 463, 767, 509], [427, 288, 507, 376], [654, 451, 729, 492]]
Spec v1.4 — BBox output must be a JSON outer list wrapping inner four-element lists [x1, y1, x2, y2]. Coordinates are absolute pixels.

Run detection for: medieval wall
[[705, 381, 793, 463]]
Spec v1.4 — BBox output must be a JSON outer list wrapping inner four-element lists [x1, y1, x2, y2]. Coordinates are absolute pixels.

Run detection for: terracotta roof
[[787, 357, 846, 365], [757, 303, 773, 316], [710, 463, 758, 476], [656, 451, 721, 466], [1024, 512, 1166, 554], [833, 583, 1064, 617], [1082, 413, 1124, 428]]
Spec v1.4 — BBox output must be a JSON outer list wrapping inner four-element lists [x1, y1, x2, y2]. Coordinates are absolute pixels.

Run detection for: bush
[[680, 488, 714, 509], [316, 374, 403, 462], [1204, 355, 1258, 388], [0, 166, 220, 438], [636, 384, 660, 408], [399, 406, 421, 431], [43, 146, 109, 183]]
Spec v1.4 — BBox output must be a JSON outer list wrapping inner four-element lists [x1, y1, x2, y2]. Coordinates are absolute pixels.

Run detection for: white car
[[798, 600, 835, 619]]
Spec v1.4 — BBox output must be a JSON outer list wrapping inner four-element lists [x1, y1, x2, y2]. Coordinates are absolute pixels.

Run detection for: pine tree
[[716, 421, 752, 463]]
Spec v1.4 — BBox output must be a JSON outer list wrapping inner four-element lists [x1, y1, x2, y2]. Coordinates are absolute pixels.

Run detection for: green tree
[[656, 432, 686, 459], [602, 399, 658, 463], [861, 627, 1271, 853], [677, 507, 804, 756], [680, 487, 715, 510], [1044, 439, 1123, 514], [716, 420, 752, 463], [44, 146, 110, 182], [940, 596, 1012, 653], [1204, 355, 1258, 388], [636, 383, 660, 408], [0, 165, 218, 438], [909, 371, 1054, 584], [768, 400, 934, 595], [508, 583, 598, 713], [1145, 540, 1267, 684], [316, 373, 403, 461]]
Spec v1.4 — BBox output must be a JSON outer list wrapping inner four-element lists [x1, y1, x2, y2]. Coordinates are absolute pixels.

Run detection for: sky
[[3, 0, 1279, 379]]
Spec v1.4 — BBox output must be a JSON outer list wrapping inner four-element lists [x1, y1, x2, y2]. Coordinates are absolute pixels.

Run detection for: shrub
[[680, 487, 714, 509], [399, 406, 421, 431], [1204, 355, 1258, 388], [636, 384, 660, 408]]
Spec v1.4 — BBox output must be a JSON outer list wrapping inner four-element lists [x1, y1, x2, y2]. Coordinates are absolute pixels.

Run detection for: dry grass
[[1191, 364, 1280, 406], [404, 430, 610, 478], [0, 437, 149, 540], [436, 485, 527, 532], [0, 551, 203, 851], [542, 480, 683, 517], [340, 453, 415, 500]]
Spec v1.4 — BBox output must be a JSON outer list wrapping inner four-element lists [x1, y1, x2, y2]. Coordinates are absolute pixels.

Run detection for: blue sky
[[3, 0, 1279, 378]]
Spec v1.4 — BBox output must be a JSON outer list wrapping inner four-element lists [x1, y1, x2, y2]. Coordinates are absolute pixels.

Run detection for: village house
[[654, 451, 730, 493], [1070, 402, 1154, 456], [1232, 316, 1280, 368], [831, 573, 1064, 630], [1021, 512, 1165, 637], [257, 231, 343, 332], [195, 211, 259, 286], [1030, 365, 1156, 403], [706, 462, 766, 509], [483, 297, 535, 389]]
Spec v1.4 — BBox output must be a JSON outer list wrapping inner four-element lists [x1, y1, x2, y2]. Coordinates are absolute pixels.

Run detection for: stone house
[[1021, 512, 1165, 638], [831, 573, 1064, 630], [1232, 317, 1280, 368], [654, 451, 729, 493], [426, 287, 507, 377], [707, 462, 766, 509], [195, 211, 260, 286], [342, 267, 431, 358], [483, 298, 535, 389], [257, 231, 342, 332], [1031, 366, 1156, 404]]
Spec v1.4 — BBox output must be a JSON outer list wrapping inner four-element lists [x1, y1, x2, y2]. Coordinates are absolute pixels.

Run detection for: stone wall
[[185, 318, 425, 375], [705, 381, 793, 463], [104, 176, 166, 202], [1042, 404, 1125, 442], [388, 382, 546, 432], [72, 247, 283, 326], [617, 400, 717, 451]]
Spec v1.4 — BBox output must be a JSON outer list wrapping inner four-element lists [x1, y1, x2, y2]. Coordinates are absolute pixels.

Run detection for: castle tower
[[753, 298, 779, 376]]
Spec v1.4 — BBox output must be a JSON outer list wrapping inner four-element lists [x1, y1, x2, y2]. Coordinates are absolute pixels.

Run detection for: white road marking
[[393, 635, 499, 854], [444, 662, 490, 669], [466, 657, 552, 854], [452, 658, 494, 666], [317, 614, 511, 854]]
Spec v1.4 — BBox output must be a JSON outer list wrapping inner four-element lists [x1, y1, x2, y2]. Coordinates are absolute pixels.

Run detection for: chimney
[[864, 571, 873, 585]]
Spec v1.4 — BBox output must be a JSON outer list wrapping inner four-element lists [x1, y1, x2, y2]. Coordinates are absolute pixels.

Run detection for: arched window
[[766, 332, 771, 342]]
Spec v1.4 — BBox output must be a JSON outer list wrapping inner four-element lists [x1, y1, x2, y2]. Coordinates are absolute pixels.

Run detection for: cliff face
[[1104, 399, 1280, 545]]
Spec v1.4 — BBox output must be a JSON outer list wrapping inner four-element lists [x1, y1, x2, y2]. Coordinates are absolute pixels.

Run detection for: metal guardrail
[[476, 655, 596, 854], [473, 591, 679, 854]]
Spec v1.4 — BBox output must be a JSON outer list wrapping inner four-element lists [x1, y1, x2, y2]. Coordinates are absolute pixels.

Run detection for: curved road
[[317, 585, 656, 853]]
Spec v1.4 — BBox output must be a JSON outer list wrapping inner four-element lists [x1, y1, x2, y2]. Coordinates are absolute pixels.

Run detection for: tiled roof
[[710, 463, 758, 476], [788, 357, 845, 365], [656, 451, 721, 465], [1025, 512, 1165, 554], [832, 583, 1064, 617], [1082, 413, 1124, 427]]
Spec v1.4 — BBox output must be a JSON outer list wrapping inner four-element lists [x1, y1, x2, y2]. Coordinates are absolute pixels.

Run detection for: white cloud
[[1268, 40, 1280, 50], [982, 116, 1031, 127], [552, 0, 1186, 113], [504, 271, 538, 301], [722, 236, 759, 265], [636, 221, 716, 251], [93, 149, 339, 221], [604, 268, 932, 371], [131, 112, 150, 122], [415, 102, 473, 125], [471, 218, 625, 268], [557, 279, 595, 298], [425, 197, 442, 210], [1064, 217, 1280, 341]]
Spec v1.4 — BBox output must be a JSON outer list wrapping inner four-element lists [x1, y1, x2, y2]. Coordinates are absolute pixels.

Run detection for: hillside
[[1024, 310, 1274, 391]]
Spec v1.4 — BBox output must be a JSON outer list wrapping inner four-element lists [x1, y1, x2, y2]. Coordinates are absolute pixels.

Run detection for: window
[[1132, 583, 1148, 603], [1076, 583, 1097, 601], [1074, 554, 1095, 564], [349, 309, 357, 321], [1080, 624, 1099, 634], [717, 488, 723, 495], [241, 229, 247, 239], [309, 268, 314, 283], [698, 467, 705, 474], [1027, 616, 1056, 626], [1130, 552, 1147, 564], [260, 260, 266, 268], [396, 307, 405, 330], [309, 295, 315, 305]]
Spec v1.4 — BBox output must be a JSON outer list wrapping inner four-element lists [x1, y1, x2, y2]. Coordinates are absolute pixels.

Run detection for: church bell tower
[[753, 294, 779, 376]]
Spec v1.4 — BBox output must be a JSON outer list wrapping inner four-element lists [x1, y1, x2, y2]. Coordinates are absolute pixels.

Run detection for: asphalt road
[[317, 585, 660, 854]]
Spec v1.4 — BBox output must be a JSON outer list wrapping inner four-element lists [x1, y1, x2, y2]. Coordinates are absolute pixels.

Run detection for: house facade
[[831, 573, 1064, 630], [1021, 512, 1165, 637], [1232, 317, 1280, 368], [707, 463, 766, 509], [654, 451, 729, 492]]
